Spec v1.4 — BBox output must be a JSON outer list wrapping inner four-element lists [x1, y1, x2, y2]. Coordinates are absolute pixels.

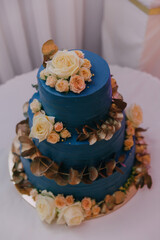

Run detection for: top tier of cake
[[37, 50, 112, 128]]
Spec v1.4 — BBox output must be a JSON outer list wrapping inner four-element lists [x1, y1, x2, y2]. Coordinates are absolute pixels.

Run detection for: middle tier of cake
[[28, 92, 125, 171]]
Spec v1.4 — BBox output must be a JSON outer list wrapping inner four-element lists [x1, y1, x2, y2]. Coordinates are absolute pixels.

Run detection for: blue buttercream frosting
[[28, 92, 125, 171], [37, 50, 112, 128], [21, 143, 135, 202]]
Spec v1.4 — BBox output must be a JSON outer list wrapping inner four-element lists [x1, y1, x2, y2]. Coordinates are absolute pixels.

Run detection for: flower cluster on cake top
[[30, 99, 71, 143], [40, 49, 93, 94]]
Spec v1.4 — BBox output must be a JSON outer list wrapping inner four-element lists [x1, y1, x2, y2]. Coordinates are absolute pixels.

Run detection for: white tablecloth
[[0, 66, 160, 240]]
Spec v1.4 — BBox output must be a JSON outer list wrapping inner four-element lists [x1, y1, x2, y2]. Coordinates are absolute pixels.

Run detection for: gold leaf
[[21, 147, 37, 158], [16, 119, 30, 137], [144, 174, 152, 189], [50, 174, 68, 186], [12, 171, 23, 184], [88, 167, 98, 181], [115, 166, 124, 175], [19, 136, 33, 145], [105, 160, 116, 176], [68, 168, 81, 185], [15, 180, 33, 196], [44, 162, 59, 179], [118, 154, 126, 163], [113, 99, 127, 111], [89, 133, 98, 145], [77, 133, 89, 141], [30, 156, 53, 176], [82, 175, 92, 184], [12, 136, 20, 156]]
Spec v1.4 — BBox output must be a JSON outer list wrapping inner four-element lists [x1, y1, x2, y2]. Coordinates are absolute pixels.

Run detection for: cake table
[[0, 65, 160, 240]]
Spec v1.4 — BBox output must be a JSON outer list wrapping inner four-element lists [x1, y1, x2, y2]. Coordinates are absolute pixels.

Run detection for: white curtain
[[0, 0, 104, 84], [102, 0, 160, 79]]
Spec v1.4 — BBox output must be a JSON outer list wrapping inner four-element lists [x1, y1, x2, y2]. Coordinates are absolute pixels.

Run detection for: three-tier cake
[[11, 40, 152, 226]]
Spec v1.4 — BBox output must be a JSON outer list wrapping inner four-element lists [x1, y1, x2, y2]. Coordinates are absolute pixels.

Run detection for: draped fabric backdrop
[[102, 0, 160, 79], [0, 0, 104, 84], [1, 0, 160, 84]]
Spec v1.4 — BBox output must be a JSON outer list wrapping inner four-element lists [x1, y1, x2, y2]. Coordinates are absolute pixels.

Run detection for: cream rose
[[125, 104, 143, 127], [46, 75, 57, 88], [57, 202, 84, 226], [30, 112, 54, 142], [70, 75, 86, 93], [30, 99, 41, 113], [36, 191, 56, 224], [55, 79, 69, 92], [46, 50, 84, 79]]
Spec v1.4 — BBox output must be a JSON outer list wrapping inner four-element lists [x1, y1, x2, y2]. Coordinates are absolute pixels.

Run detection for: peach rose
[[126, 126, 135, 136], [55, 79, 69, 92], [92, 205, 100, 216], [81, 197, 92, 211], [125, 104, 143, 127], [82, 58, 91, 69], [74, 50, 84, 59], [46, 75, 57, 88], [66, 195, 74, 206], [84, 209, 92, 218], [124, 136, 134, 150], [79, 67, 92, 82], [47, 131, 60, 144], [60, 128, 71, 139], [70, 75, 86, 93], [55, 194, 66, 209], [54, 122, 63, 132], [92, 199, 96, 206]]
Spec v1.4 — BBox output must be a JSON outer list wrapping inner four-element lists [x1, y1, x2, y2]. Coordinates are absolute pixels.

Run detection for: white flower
[[36, 191, 56, 224], [40, 69, 48, 80], [57, 202, 84, 226], [30, 112, 54, 142], [30, 99, 41, 113], [46, 50, 84, 79], [125, 104, 143, 127]]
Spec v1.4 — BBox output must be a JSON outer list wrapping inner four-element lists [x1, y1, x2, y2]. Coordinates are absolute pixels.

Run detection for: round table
[[0, 66, 160, 240]]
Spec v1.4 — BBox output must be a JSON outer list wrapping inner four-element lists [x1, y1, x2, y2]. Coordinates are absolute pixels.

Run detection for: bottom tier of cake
[[21, 143, 135, 202]]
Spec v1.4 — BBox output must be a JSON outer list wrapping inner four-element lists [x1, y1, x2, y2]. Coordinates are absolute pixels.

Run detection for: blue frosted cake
[[12, 40, 152, 226]]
